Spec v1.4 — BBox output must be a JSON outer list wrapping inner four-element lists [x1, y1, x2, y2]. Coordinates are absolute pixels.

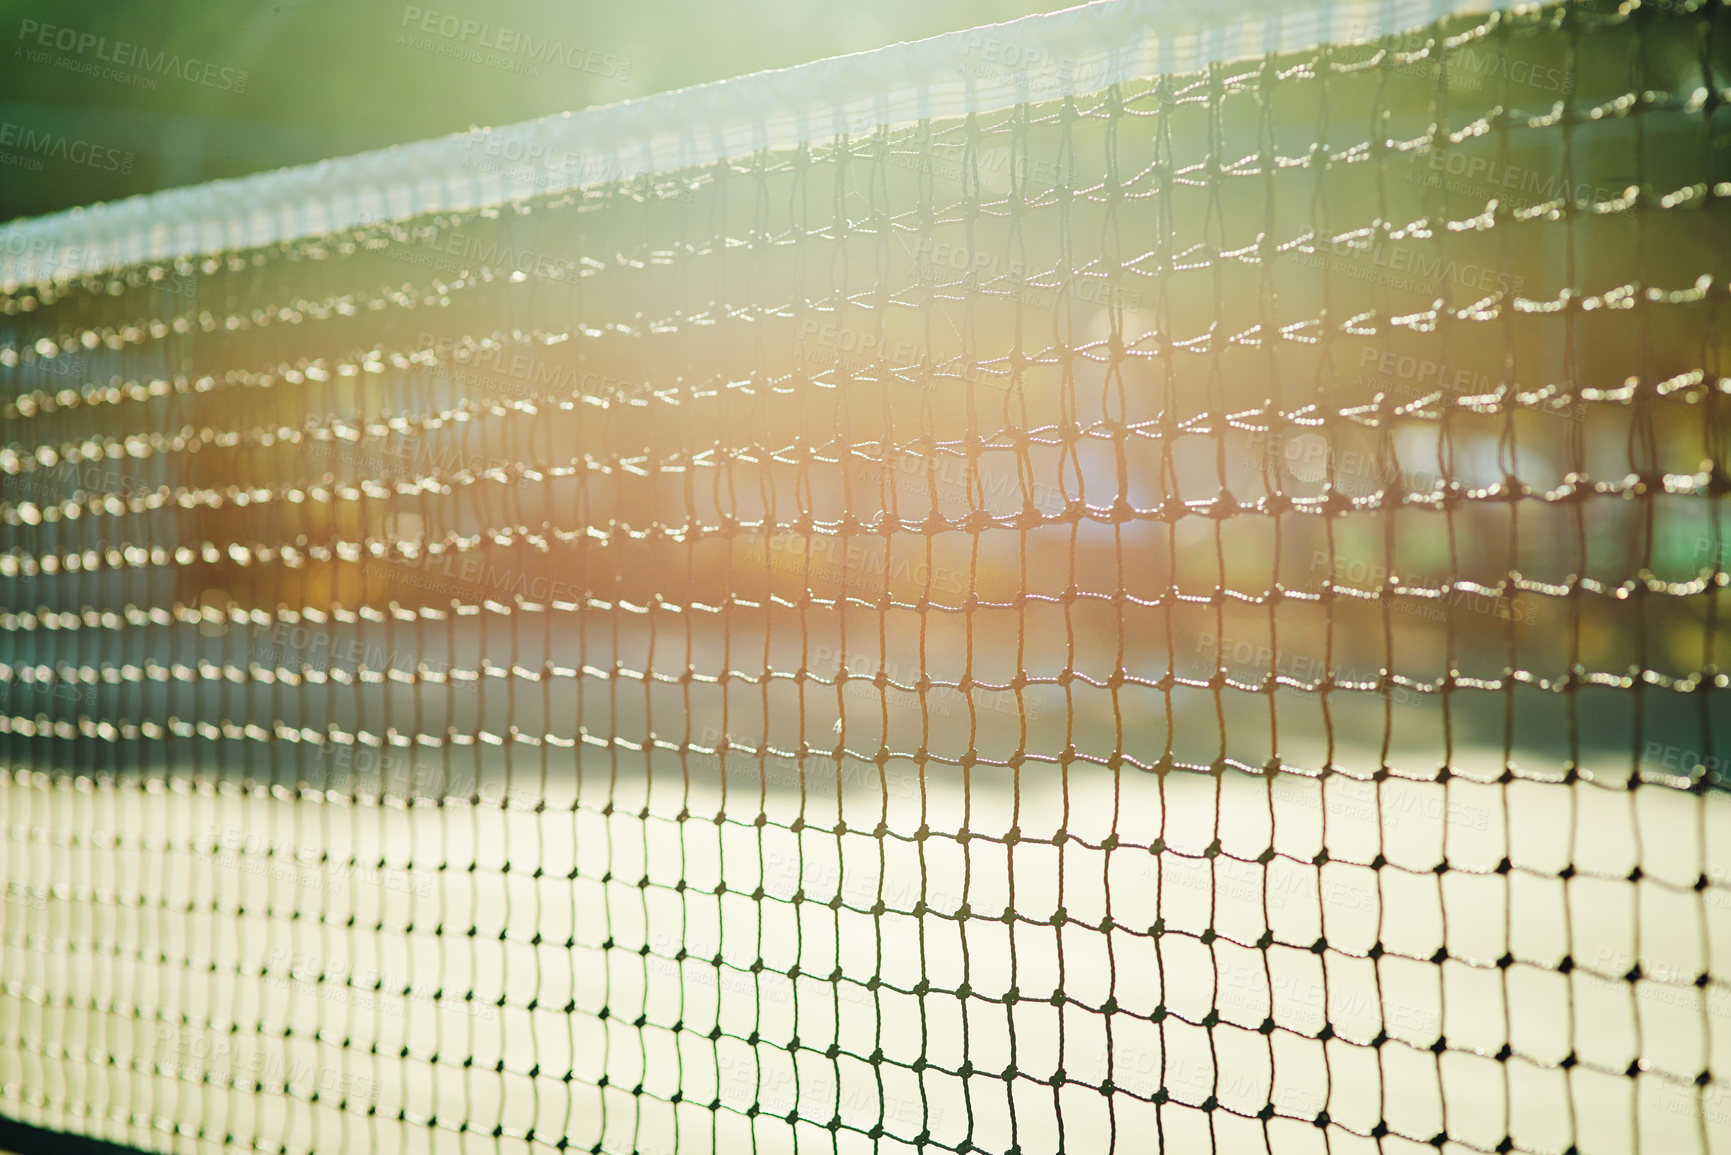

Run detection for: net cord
[[0, 0, 1515, 284]]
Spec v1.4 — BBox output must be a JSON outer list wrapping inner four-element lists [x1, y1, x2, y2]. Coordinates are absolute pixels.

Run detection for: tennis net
[[2, 0, 1730, 1152]]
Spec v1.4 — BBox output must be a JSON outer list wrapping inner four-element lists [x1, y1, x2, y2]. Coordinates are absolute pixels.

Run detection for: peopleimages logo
[[16, 20, 249, 92], [955, 32, 1111, 91], [1303, 233, 1523, 297], [0, 121, 133, 174], [399, 7, 630, 79], [1345, 20, 1573, 95], [459, 132, 628, 193], [1417, 151, 1624, 208]]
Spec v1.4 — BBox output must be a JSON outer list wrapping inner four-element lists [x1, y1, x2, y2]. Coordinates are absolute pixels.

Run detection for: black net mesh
[[3, 1, 1731, 1152]]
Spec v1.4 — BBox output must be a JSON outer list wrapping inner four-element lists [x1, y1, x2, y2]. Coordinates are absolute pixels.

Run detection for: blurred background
[[0, 0, 1074, 224], [1, 0, 1726, 782], [2, 4, 1731, 1153]]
